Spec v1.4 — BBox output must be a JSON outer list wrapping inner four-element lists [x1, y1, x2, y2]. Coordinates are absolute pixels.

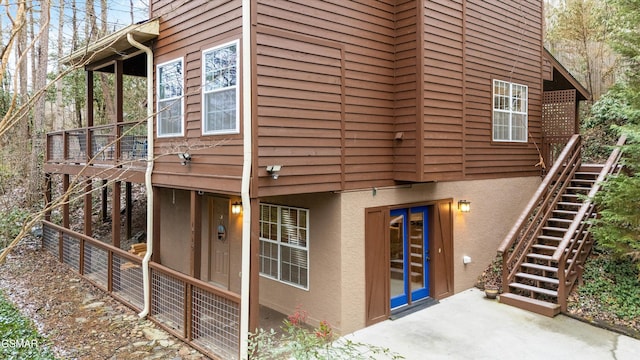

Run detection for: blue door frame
[[390, 206, 430, 309]]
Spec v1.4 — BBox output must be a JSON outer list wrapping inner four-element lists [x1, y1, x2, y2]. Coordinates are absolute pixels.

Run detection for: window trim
[[156, 57, 185, 138], [201, 39, 240, 136], [492, 79, 528, 143], [259, 203, 310, 291]]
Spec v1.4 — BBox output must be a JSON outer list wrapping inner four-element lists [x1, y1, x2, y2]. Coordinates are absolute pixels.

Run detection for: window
[[202, 40, 239, 135], [259, 203, 309, 290], [493, 79, 528, 142], [157, 58, 184, 137]]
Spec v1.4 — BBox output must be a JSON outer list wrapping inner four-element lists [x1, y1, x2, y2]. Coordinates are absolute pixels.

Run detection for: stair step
[[557, 202, 581, 207], [571, 178, 596, 185], [532, 244, 558, 251], [515, 272, 559, 285], [499, 293, 560, 317], [537, 235, 562, 242], [566, 186, 590, 193], [509, 282, 558, 297], [553, 209, 578, 216], [548, 217, 572, 224], [521, 262, 558, 273], [527, 253, 552, 261], [543, 226, 568, 233]]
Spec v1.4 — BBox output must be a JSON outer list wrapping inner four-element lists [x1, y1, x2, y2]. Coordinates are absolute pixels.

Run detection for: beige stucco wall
[[258, 192, 343, 332], [338, 176, 540, 333], [159, 188, 191, 275]]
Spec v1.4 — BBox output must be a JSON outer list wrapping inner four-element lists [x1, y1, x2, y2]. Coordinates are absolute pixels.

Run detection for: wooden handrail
[[553, 135, 626, 311], [498, 135, 581, 293], [149, 261, 241, 304], [553, 134, 627, 261], [497, 134, 580, 254]]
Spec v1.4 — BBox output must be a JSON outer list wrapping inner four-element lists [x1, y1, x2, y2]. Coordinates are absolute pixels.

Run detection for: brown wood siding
[[463, 0, 544, 179], [393, 0, 420, 182], [150, 0, 244, 193], [422, 0, 464, 181], [256, 0, 397, 196]]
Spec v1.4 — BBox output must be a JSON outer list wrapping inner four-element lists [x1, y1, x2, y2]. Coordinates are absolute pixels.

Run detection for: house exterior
[[43, 1, 589, 358]]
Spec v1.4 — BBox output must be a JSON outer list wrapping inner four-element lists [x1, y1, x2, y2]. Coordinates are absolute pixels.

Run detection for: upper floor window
[[493, 80, 528, 142], [202, 40, 239, 135], [157, 58, 184, 137], [259, 203, 309, 290]]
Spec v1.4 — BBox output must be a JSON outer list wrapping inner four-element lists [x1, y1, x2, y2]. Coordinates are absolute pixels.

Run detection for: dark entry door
[[390, 207, 429, 309]]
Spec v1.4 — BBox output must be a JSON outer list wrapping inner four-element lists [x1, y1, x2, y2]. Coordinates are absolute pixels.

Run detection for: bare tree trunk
[[98, 0, 114, 125], [15, 1, 30, 176], [27, 0, 51, 206], [72, 0, 83, 128], [54, 0, 65, 130]]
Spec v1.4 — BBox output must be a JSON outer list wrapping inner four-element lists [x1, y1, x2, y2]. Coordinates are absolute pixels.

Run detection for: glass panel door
[[410, 207, 429, 301], [390, 207, 430, 309], [390, 209, 407, 308]]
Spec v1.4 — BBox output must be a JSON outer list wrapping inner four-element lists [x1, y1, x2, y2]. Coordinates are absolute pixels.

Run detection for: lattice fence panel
[[83, 242, 108, 289], [62, 234, 80, 271], [191, 287, 240, 360], [112, 254, 144, 311], [150, 269, 185, 335], [542, 90, 576, 138], [42, 225, 59, 255]]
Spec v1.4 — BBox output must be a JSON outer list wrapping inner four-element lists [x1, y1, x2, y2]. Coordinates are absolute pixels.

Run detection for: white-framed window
[[202, 40, 239, 135], [156, 58, 184, 137], [259, 203, 309, 290], [493, 79, 528, 142]]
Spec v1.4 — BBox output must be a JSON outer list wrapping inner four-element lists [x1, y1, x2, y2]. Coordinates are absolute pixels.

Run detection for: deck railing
[[497, 134, 582, 292], [553, 135, 627, 311], [46, 122, 147, 168], [41, 221, 240, 360]]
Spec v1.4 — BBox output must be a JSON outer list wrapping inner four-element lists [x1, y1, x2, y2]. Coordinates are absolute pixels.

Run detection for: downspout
[[240, 0, 252, 357], [127, 33, 155, 318]]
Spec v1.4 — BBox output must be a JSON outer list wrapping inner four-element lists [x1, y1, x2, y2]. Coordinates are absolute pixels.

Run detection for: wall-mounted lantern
[[231, 202, 242, 215], [458, 200, 471, 213]]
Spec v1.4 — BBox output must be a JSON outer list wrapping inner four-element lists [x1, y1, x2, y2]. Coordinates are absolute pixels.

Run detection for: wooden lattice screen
[[542, 90, 577, 170]]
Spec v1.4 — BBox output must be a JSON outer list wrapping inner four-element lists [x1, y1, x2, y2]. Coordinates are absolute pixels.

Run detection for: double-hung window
[[493, 79, 528, 142], [157, 58, 184, 137], [259, 204, 309, 290], [202, 40, 239, 135]]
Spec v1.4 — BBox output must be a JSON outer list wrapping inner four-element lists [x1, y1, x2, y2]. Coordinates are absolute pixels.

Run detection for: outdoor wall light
[[458, 200, 471, 213], [266, 165, 282, 179], [231, 202, 242, 215], [178, 152, 191, 166]]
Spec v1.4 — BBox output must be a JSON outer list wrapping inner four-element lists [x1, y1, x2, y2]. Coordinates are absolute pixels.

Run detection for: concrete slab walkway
[[345, 288, 640, 360]]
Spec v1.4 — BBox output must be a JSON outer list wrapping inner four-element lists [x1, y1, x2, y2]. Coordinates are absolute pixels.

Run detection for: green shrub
[[578, 255, 640, 320], [0, 292, 56, 359], [0, 208, 30, 249], [249, 308, 403, 360]]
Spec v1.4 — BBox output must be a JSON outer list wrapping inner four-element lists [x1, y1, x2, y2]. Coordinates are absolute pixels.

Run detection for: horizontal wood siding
[[150, 0, 244, 193], [256, 30, 344, 195], [393, 0, 420, 182], [422, 0, 464, 181], [463, 0, 543, 179], [256, 0, 397, 196]]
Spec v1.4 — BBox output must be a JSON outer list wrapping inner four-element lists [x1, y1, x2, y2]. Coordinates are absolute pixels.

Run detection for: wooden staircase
[[497, 135, 626, 317]]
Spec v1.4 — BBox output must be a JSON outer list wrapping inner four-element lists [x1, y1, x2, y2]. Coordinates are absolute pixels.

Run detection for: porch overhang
[[543, 48, 591, 102], [61, 18, 159, 69]]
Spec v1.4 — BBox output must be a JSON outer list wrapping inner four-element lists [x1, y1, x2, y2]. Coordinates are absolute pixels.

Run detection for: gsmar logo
[[1, 339, 39, 348]]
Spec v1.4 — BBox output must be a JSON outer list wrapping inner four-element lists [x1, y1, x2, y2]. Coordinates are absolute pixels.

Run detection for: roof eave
[[543, 48, 592, 102], [61, 18, 159, 67]]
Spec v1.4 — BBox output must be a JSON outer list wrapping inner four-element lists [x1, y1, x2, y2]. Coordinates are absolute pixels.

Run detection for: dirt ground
[[0, 238, 207, 360]]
